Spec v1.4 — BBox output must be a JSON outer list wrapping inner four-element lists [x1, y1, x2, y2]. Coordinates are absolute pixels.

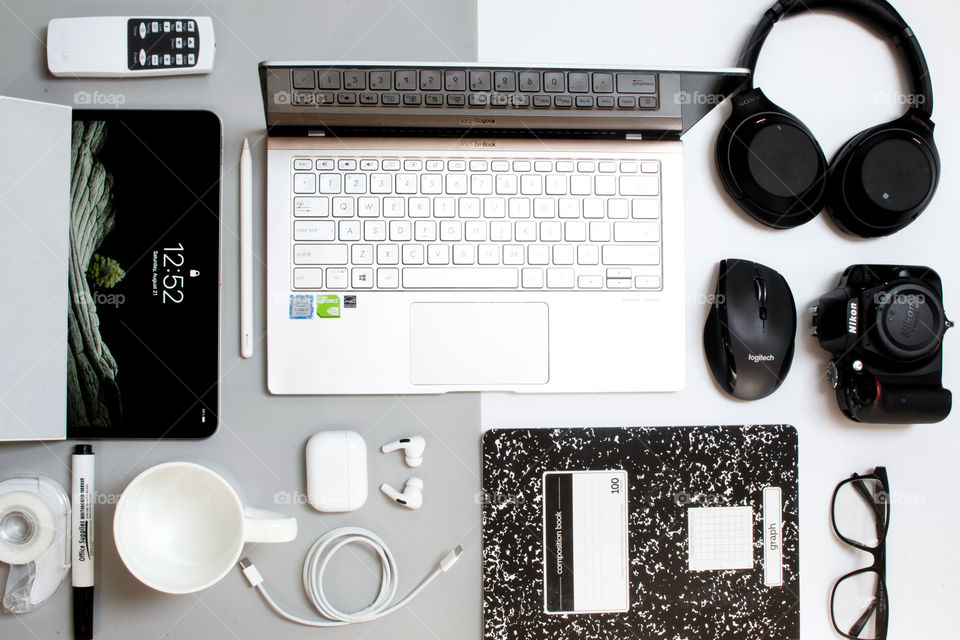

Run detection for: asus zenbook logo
[[461, 139, 496, 148], [848, 301, 859, 334], [748, 354, 775, 363]]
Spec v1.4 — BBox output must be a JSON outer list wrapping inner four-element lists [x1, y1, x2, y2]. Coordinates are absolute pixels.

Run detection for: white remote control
[[47, 17, 215, 77]]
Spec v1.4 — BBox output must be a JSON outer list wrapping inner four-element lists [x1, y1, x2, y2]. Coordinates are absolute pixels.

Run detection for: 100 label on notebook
[[542, 470, 629, 614]]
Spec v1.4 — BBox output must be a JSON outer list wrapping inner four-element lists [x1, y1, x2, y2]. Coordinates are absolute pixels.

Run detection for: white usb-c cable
[[239, 526, 463, 627]]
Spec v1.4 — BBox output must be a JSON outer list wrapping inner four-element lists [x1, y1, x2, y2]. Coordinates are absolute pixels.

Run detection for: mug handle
[[242, 506, 298, 544]]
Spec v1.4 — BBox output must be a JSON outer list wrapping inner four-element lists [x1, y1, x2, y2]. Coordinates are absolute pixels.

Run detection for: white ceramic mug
[[114, 462, 297, 594]]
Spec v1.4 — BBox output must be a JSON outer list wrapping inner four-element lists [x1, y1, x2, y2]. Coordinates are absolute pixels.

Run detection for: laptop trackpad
[[409, 302, 549, 385]]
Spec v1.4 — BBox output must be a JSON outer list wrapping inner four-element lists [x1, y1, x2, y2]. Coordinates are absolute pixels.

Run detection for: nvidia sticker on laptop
[[316, 295, 340, 318]]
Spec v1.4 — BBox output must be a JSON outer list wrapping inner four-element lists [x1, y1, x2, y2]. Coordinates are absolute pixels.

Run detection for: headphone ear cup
[[826, 110, 940, 237], [716, 88, 828, 229]]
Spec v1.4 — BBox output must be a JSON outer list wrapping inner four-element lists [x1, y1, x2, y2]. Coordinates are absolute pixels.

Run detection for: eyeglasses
[[830, 467, 890, 640]]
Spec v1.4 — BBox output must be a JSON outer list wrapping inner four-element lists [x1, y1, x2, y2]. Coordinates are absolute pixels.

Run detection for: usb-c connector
[[440, 545, 463, 572], [239, 557, 264, 587]]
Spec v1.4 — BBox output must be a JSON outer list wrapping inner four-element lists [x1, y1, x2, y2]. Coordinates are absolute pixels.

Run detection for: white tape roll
[[0, 491, 57, 565]]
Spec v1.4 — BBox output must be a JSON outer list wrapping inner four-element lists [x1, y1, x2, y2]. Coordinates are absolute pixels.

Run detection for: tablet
[[66, 109, 221, 438]]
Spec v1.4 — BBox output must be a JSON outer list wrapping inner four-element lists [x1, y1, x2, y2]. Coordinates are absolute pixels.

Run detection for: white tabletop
[[479, 0, 960, 637]]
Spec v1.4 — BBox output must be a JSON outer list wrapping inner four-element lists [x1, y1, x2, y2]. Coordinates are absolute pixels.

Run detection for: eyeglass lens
[[832, 477, 887, 549]]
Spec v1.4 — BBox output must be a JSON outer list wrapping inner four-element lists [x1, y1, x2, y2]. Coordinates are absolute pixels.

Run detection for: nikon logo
[[748, 354, 775, 363], [900, 298, 921, 338], [847, 301, 859, 335]]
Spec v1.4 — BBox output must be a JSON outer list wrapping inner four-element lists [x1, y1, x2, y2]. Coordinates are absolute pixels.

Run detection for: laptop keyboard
[[290, 154, 662, 291], [283, 67, 659, 111]]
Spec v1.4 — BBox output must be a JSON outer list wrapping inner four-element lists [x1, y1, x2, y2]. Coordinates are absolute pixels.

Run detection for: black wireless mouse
[[703, 259, 797, 400]]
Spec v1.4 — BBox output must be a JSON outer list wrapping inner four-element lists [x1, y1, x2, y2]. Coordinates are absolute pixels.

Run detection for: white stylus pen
[[71, 444, 95, 640], [240, 138, 253, 358]]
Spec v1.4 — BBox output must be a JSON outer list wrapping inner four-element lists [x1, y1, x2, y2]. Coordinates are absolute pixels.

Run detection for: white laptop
[[259, 63, 747, 395]]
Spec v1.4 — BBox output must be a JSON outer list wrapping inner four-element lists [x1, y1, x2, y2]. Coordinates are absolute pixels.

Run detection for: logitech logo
[[748, 353, 775, 363]]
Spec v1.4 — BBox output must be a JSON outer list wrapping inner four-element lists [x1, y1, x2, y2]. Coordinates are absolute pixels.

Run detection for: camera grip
[[846, 380, 952, 424]]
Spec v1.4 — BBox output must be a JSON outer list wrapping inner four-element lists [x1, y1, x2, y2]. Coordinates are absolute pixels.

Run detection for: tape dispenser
[[0, 476, 71, 613]]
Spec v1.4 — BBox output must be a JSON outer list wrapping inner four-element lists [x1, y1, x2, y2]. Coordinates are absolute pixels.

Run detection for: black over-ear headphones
[[716, 0, 939, 237]]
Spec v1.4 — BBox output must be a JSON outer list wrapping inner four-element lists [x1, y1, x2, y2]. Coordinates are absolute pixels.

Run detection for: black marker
[[72, 444, 95, 640]]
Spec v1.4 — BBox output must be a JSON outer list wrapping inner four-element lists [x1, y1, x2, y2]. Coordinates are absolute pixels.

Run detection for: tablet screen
[[67, 110, 220, 438]]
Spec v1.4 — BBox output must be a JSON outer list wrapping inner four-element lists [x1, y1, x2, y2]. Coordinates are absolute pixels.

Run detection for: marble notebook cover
[[481, 425, 799, 640]]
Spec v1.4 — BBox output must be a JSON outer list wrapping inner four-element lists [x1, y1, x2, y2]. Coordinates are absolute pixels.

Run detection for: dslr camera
[[811, 265, 952, 424]]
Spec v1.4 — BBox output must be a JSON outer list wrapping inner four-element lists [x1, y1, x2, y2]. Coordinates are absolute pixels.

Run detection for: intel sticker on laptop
[[289, 295, 314, 319], [316, 295, 340, 318]]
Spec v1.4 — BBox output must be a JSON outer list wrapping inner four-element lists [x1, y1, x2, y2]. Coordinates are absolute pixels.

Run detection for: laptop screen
[[259, 63, 748, 138]]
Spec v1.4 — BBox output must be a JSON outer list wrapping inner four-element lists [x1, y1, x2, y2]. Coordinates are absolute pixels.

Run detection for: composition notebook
[[481, 425, 799, 640]]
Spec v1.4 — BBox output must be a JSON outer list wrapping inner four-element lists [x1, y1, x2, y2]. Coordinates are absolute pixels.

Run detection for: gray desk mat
[[0, 1, 480, 638], [0, 396, 482, 640]]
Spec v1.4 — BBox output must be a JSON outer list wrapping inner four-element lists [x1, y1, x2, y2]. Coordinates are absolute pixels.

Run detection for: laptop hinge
[[267, 125, 643, 139], [625, 133, 643, 141]]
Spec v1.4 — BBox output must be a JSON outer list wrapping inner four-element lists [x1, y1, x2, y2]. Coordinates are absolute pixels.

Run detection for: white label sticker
[[687, 506, 754, 571], [542, 470, 629, 614], [762, 487, 783, 587]]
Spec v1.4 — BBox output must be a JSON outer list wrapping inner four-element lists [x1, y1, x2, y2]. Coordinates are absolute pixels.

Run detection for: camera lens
[[875, 283, 944, 360]]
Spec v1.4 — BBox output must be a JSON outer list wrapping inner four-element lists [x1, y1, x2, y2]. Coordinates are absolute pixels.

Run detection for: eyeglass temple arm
[[851, 477, 887, 522], [849, 596, 878, 637]]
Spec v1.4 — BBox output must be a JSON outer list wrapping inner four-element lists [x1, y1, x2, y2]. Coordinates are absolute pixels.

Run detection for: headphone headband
[[737, 0, 933, 115]]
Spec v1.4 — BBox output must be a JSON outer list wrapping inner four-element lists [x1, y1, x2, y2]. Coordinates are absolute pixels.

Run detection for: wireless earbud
[[380, 436, 425, 468], [380, 478, 423, 510]]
